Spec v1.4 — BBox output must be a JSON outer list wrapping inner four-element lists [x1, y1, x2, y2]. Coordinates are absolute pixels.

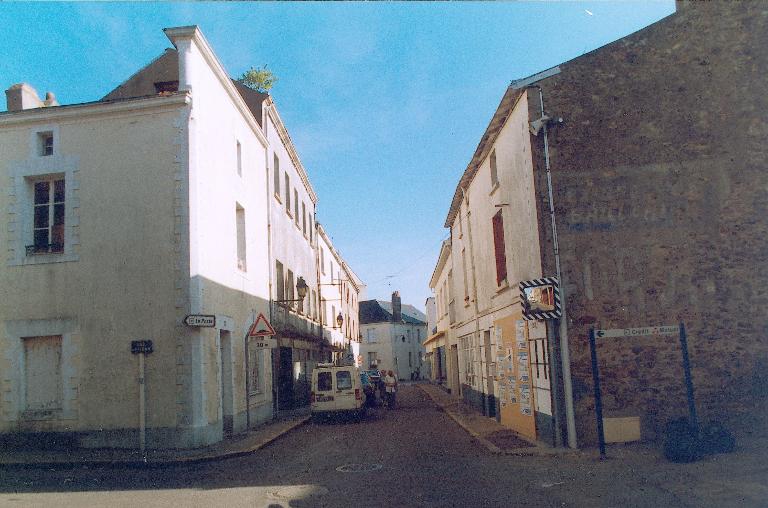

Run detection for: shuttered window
[[492, 210, 507, 285]]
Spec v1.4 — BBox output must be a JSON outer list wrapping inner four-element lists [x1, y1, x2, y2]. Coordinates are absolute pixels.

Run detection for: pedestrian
[[384, 370, 397, 409]]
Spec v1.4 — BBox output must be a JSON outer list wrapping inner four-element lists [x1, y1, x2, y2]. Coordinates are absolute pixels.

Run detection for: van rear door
[[335, 369, 356, 409], [315, 370, 335, 410]]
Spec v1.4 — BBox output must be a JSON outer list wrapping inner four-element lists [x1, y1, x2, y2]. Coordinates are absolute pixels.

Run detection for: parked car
[[311, 363, 368, 420]]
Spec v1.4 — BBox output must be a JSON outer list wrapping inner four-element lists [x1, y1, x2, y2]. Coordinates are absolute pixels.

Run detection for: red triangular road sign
[[248, 313, 275, 337]]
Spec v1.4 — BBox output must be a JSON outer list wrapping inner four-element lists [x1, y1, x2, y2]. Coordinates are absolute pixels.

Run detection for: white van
[[311, 363, 367, 420]]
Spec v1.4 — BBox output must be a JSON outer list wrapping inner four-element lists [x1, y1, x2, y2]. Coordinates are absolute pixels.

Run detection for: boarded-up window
[[248, 346, 263, 394], [24, 335, 62, 411], [492, 210, 507, 285], [236, 204, 246, 271]]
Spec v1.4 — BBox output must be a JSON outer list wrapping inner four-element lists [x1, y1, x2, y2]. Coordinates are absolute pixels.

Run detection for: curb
[[417, 384, 566, 457], [0, 416, 310, 469]]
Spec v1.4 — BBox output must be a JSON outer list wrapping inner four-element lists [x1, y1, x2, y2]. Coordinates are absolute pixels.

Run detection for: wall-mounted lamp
[[275, 276, 309, 304]]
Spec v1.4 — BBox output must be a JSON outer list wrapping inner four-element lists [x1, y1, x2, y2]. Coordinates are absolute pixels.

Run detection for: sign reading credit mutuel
[[184, 314, 216, 327]]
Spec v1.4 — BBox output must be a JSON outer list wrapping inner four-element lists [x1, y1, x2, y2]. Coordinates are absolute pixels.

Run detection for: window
[[490, 149, 498, 187], [308, 216, 313, 243], [462, 248, 470, 304], [317, 371, 332, 392], [322, 298, 328, 326], [368, 352, 378, 367], [320, 248, 325, 274], [276, 260, 285, 302], [273, 154, 281, 200], [287, 269, 295, 308], [409, 352, 412, 367], [302, 202, 307, 236], [248, 346, 263, 394], [417, 329, 421, 343], [31, 177, 65, 254], [310, 289, 317, 320], [236, 204, 246, 271], [236, 141, 242, 177], [336, 370, 352, 390], [285, 174, 291, 214], [23, 335, 62, 411], [154, 81, 178, 93], [331, 305, 336, 327], [492, 210, 508, 285], [462, 336, 475, 385], [294, 189, 299, 227], [38, 131, 53, 156]]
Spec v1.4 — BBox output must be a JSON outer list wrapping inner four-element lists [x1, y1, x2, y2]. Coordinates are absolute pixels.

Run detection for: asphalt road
[[0, 385, 706, 508]]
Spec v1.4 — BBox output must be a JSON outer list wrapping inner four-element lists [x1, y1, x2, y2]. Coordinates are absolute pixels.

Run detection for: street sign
[[247, 313, 276, 337], [595, 325, 679, 339], [131, 340, 153, 354], [250, 338, 277, 349], [184, 314, 216, 327]]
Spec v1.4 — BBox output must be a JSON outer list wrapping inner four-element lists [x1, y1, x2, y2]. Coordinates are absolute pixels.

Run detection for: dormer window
[[154, 81, 179, 94], [38, 131, 53, 156]]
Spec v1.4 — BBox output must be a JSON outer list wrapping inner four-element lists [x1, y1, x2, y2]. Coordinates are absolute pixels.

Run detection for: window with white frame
[[30, 177, 65, 254], [461, 336, 474, 385], [38, 131, 54, 156], [302, 201, 307, 237], [366, 329, 377, 343]]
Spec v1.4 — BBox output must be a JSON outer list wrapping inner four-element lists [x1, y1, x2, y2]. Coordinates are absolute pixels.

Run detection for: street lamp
[[275, 276, 309, 304], [336, 312, 344, 329]]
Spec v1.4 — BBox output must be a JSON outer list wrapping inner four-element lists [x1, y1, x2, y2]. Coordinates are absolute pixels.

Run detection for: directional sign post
[[184, 315, 216, 327], [589, 322, 697, 458]]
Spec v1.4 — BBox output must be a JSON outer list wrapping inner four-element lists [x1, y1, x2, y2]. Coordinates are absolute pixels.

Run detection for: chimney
[[6, 83, 58, 112], [391, 291, 402, 323]]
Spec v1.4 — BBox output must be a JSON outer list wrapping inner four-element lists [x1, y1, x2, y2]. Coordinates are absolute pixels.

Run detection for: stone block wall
[[527, 2, 768, 442]]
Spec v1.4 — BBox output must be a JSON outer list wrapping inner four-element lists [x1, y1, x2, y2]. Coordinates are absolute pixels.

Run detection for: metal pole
[[536, 86, 577, 448], [678, 322, 699, 433], [588, 328, 606, 459], [139, 352, 146, 455]]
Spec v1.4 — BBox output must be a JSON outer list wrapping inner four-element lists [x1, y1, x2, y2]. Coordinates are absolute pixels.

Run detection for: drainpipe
[[462, 187, 482, 401], [532, 85, 577, 449], [264, 103, 276, 423]]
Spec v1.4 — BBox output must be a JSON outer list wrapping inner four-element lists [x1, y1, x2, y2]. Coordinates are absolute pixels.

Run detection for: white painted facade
[[0, 25, 362, 449]]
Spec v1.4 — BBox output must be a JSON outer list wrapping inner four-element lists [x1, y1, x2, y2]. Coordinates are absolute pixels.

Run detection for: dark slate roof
[[359, 300, 426, 325], [101, 48, 269, 127]]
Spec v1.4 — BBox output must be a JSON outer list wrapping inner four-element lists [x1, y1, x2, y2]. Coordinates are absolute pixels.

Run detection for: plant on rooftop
[[239, 65, 278, 93]]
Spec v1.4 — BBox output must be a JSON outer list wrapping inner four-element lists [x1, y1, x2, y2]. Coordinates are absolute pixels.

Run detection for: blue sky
[[0, 1, 675, 310]]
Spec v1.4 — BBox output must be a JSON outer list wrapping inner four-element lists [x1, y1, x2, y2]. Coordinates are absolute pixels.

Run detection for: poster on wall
[[516, 320, 526, 341], [520, 403, 532, 416], [519, 383, 531, 402]]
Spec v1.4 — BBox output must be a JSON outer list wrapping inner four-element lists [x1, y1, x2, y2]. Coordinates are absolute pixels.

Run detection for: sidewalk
[[0, 411, 309, 468], [418, 383, 573, 456]]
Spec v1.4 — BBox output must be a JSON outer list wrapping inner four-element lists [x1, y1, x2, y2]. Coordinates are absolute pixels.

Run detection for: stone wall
[[527, 2, 768, 442]]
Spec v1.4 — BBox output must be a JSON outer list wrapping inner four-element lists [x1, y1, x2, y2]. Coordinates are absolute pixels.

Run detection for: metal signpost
[[131, 340, 153, 457], [589, 324, 693, 460], [245, 313, 276, 428]]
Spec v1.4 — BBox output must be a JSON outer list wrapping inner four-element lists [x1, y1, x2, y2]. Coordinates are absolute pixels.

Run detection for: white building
[[359, 292, 427, 380], [0, 25, 360, 449]]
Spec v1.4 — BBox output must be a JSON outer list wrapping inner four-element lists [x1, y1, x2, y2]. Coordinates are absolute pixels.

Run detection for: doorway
[[277, 346, 294, 410], [449, 345, 459, 395]]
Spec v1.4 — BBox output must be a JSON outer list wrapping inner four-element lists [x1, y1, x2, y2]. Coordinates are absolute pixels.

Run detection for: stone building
[[0, 26, 360, 449], [432, 1, 767, 447]]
